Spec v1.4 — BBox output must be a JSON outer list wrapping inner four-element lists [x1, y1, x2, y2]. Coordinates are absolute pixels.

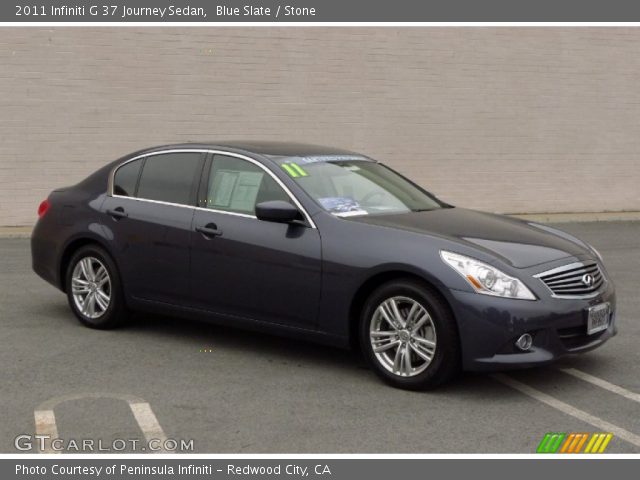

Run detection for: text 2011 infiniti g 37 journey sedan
[[31, 142, 616, 389]]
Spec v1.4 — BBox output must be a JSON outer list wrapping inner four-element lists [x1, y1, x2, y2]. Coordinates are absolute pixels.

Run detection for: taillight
[[37, 199, 50, 218]]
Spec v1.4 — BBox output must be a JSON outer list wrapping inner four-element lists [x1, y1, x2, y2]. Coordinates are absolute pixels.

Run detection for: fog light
[[515, 333, 533, 351]]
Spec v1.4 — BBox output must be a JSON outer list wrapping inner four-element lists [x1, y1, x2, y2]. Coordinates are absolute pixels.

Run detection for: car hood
[[349, 207, 591, 268]]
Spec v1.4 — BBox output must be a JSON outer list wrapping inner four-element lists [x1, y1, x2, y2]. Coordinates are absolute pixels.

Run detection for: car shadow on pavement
[[123, 311, 534, 399], [128, 311, 363, 370], [39, 299, 612, 399]]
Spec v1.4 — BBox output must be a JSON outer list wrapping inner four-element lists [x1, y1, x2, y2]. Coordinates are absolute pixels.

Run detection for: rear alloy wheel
[[71, 257, 111, 319], [360, 280, 460, 390], [66, 245, 128, 329]]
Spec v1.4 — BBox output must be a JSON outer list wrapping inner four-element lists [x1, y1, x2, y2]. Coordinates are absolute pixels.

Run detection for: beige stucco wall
[[1, 28, 639, 226]]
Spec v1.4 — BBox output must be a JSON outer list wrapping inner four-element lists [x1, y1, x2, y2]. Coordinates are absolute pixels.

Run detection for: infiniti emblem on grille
[[582, 274, 594, 287]]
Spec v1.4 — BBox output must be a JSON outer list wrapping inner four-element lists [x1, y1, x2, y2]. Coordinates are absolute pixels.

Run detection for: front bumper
[[448, 282, 617, 372]]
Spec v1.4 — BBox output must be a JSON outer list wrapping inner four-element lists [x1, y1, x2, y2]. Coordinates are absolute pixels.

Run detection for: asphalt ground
[[1, 221, 638, 453]]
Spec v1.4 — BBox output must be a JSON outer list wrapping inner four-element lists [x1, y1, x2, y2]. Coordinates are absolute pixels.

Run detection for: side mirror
[[255, 200, 304, 224]]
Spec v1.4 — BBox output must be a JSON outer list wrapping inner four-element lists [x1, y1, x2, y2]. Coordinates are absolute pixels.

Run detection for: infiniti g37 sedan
[[31, 142, 616, 389]]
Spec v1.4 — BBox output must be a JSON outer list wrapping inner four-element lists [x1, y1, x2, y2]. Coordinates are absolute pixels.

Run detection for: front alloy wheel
[[360, 280, 460, 390], [369, 296, 437, 377]]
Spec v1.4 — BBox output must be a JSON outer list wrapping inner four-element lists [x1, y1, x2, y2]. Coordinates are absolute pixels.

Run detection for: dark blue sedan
[[31, 142, 616, 389]]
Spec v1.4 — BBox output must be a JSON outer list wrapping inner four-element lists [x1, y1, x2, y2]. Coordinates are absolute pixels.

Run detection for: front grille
[[535, 261, 605, 298]]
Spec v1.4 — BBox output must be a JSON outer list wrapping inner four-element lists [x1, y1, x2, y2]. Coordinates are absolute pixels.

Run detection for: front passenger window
[[206, 155, 290, 215]]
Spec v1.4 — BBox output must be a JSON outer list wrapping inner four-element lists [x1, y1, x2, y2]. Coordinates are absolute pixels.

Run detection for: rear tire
[[65, 245, 128, 329], [359, 280, 460, 390]]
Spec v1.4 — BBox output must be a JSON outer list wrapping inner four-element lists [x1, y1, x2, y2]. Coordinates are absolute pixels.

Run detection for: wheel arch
[[348, 269, 459, 352], [58, 235, 116, 293]]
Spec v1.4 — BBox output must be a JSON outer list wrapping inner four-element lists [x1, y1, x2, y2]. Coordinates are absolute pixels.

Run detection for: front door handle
[[106, 207, 128, 219], [196, 223, 223, 238]]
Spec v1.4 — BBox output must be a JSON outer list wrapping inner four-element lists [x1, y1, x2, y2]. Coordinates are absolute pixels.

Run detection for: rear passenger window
[[137, 153, 203, 205], [206, 155, 290, 215], [113, 158, 142, 197]]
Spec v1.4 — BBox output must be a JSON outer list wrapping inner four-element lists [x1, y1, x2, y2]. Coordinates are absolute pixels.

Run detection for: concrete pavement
[[1, 221, 638, 453]]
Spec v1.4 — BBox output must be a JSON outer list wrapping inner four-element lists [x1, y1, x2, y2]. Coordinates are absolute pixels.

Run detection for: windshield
[[279, 159, 444, 217]]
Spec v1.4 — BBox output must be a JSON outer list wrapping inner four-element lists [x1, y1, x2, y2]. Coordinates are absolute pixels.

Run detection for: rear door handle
[[196, 223, 223, 238], [106, 207, 128, 219]]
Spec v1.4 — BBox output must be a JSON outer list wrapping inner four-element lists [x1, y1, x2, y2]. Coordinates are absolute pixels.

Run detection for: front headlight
[[440, 251, 536, 300]]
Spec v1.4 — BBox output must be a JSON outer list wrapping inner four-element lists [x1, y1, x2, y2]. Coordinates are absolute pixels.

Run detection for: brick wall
[[1, 28, 639, 226]]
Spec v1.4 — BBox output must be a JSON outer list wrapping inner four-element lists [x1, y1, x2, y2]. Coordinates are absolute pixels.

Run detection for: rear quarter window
[[113, 158, 143, 197]]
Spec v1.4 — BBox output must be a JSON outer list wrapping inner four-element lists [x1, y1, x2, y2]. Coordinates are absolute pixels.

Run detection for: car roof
[[133, 141, 372, 160]]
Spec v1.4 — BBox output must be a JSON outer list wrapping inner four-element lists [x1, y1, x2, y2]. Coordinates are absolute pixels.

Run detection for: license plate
[[587, 303, 610, 335]]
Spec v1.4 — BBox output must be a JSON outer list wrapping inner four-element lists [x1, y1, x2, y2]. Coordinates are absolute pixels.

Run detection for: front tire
[[65, 245, 128, 329], [359, 280, 460, 390]]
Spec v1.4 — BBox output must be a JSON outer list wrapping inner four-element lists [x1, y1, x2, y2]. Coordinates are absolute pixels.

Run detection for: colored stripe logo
[[584, 432, 614, 453], [537, 432, 613, 453], [281, 163, 308, 177], [537, 433, 566, 453]]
